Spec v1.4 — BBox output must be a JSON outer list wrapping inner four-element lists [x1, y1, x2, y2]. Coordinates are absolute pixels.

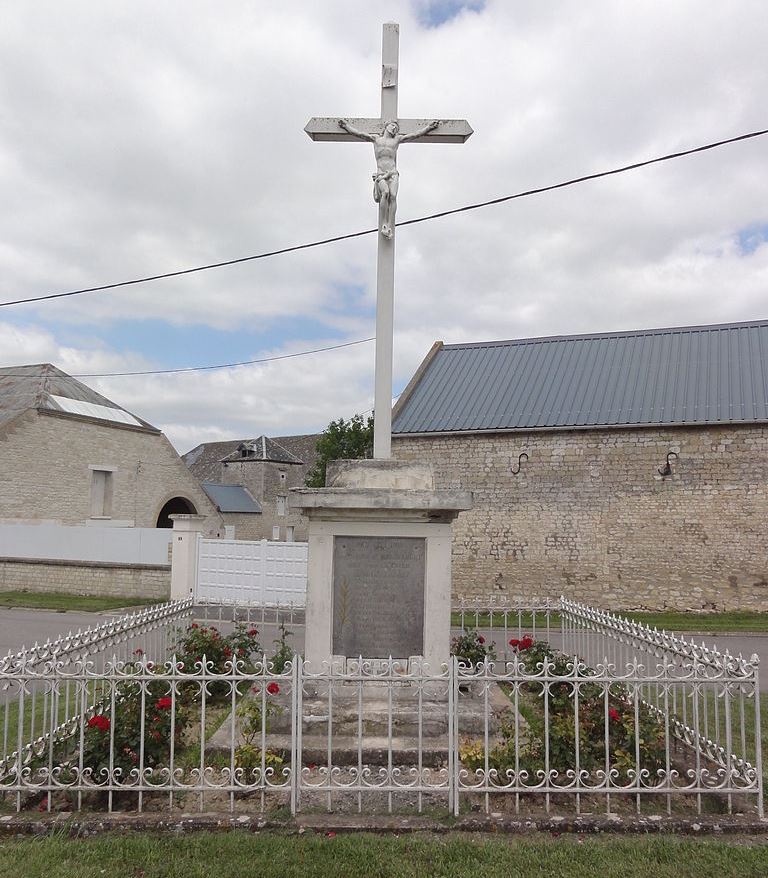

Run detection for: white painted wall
[[0, 524, 173, 565]]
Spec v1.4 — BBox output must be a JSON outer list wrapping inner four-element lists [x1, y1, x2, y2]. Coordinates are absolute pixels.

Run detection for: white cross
[[305, 22, 472, 459]]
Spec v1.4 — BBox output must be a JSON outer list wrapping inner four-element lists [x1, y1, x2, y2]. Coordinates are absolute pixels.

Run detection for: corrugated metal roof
[[201, 482, 262, 514], [392, 320, 768, 434], [0, 363, 157, 431]]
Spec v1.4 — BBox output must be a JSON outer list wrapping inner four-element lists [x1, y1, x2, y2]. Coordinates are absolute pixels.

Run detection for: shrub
[[234, 682, 285, 778], [175, 623, 263, 701], [79, 675, 190, 781], [461, 638, 666, 785], [270, 622, 294, 675], [451, 629, 496, 667]]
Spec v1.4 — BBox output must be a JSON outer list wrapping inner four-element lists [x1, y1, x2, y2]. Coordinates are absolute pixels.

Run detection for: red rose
[[520, 635, 534, 650], [478, 635, 485, 644], [152, 731, 161, 741], [223, 647, 232, 657], [609, 707, 621, 722], [248, 629, 258, 637], [509, 638, 520, 648], [87, 715, 110, 732], [191, 623, 199, 629], [267, 682, 280, 695], [156, 697, 172, 710]]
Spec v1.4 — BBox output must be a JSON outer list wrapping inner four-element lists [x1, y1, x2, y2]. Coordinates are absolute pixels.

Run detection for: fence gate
[[195, 537, 308, 605]]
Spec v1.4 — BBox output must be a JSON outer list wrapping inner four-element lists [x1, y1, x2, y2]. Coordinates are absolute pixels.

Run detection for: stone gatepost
[[169, 514, 207, 601], [290, 459, 471, 671]]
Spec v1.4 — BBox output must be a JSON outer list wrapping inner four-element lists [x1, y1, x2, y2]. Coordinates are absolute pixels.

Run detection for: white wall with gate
[[195, 537, 308, 605]]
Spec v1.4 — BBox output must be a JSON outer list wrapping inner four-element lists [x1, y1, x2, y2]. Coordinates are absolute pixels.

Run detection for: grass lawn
[[451, 610, 768, 634], [0, 832, 766, 878], [0, 591, 158, 613]]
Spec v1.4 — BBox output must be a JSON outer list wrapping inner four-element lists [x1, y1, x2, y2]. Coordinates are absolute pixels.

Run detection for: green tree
[[305, 414, 374, 488]]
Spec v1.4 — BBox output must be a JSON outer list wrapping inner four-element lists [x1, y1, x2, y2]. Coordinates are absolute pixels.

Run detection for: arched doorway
[[156, 497, 197, 528]]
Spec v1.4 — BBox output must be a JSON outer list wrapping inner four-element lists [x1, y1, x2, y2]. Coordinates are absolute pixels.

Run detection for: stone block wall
[[393, 425, 768, 611], [0, 410, 220, 532], [221, 460, 309, 542], [0, 558, 170, 600]]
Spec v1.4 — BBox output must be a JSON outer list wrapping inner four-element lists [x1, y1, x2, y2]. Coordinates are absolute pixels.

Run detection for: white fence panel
[[196, 538, 307, 605], [0, 524, 172, 565]]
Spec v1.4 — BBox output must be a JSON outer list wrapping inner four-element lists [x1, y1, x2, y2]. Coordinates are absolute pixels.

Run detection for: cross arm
[[304, 117, 473, 143]]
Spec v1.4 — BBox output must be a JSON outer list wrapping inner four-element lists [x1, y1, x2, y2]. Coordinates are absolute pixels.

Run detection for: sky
[[1, 0, 767, 452]]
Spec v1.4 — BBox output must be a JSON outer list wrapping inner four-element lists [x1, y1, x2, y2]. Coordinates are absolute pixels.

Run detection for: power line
[[1, 126, 766, 311], [0, 336, 375, 379]]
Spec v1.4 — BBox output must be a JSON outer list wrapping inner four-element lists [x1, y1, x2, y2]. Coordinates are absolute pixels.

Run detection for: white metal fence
[[0, 597, 761, 818], [0, 599, 193, 786], [195, 537, 308, 605], [0, 523, 172, 565]]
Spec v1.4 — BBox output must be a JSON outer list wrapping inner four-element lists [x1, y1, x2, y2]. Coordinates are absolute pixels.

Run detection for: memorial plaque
[[332, 536, 425, 658]]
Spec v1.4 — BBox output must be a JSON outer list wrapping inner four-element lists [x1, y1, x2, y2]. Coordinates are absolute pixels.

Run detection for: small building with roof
[[391, 319, 768, 612], [183, 433, 318, 542], [0, 363, 220, 531]]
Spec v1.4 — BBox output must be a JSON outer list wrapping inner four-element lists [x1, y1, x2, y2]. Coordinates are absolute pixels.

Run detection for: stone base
[[290, 459, 472, 670], [209, 682, 511, 767]]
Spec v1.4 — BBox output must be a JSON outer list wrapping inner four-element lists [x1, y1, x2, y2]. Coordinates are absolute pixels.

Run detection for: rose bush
[[451, 629, 496, 667], [234, 682, 285, 777], [175, 623, 263, 701], [461, 638, 666, 784], [79, 678, 189, 780]]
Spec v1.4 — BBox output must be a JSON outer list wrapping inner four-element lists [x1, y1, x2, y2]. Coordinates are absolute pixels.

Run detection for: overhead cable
[[1, 127, 766, 310]]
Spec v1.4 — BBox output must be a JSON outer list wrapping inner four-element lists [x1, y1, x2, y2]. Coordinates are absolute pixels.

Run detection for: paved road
[[2, 609, 767, 691], [0, 607, 122, 656]]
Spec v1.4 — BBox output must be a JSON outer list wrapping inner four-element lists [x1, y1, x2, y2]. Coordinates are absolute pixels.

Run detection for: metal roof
[[0, 363, 157, 431], [392, 320, 768, 434], [200, 482, 262, 514]]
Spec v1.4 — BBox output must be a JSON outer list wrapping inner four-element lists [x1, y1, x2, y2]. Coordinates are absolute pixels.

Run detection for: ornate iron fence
[[0, 623, 761, 817]]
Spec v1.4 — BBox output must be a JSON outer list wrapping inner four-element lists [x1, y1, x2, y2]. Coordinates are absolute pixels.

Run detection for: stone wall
[[0, 409, 221, 532], [221, 459, 309, 542], [0, 557, 170, 600], [393, 425, 768, 611]]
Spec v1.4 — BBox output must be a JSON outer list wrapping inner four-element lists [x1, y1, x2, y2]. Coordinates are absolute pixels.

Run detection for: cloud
[[1, 1, 767, 451]]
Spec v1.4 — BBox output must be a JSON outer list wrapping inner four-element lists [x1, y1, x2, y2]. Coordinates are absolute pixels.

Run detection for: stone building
[[0, 364, 220, 530], [391, 320, 768, 612], [183, 434, 319, 541], [0, 363, 222, 599]]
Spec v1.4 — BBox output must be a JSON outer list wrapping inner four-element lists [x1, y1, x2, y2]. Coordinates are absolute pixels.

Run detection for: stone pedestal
[[290, 459, 471, 671]]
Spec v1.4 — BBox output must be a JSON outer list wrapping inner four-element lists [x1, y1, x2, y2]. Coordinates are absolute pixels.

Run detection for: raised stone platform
[[209, 682, 510, 767]]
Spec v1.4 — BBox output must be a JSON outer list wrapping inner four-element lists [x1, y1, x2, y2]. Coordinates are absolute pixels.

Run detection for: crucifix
[[305, 22, 472, 459]]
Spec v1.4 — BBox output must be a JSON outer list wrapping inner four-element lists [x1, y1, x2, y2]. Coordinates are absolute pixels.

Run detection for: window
[[279, 471, 287, 484], [286, 526, 295, 543], [277, 495, 286, 516], [272, 526, 281, 541], [89, 467, 115, 518]]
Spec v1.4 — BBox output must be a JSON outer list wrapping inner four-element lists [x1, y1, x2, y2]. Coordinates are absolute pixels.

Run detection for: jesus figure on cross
[[338, 117, 440, 238]]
